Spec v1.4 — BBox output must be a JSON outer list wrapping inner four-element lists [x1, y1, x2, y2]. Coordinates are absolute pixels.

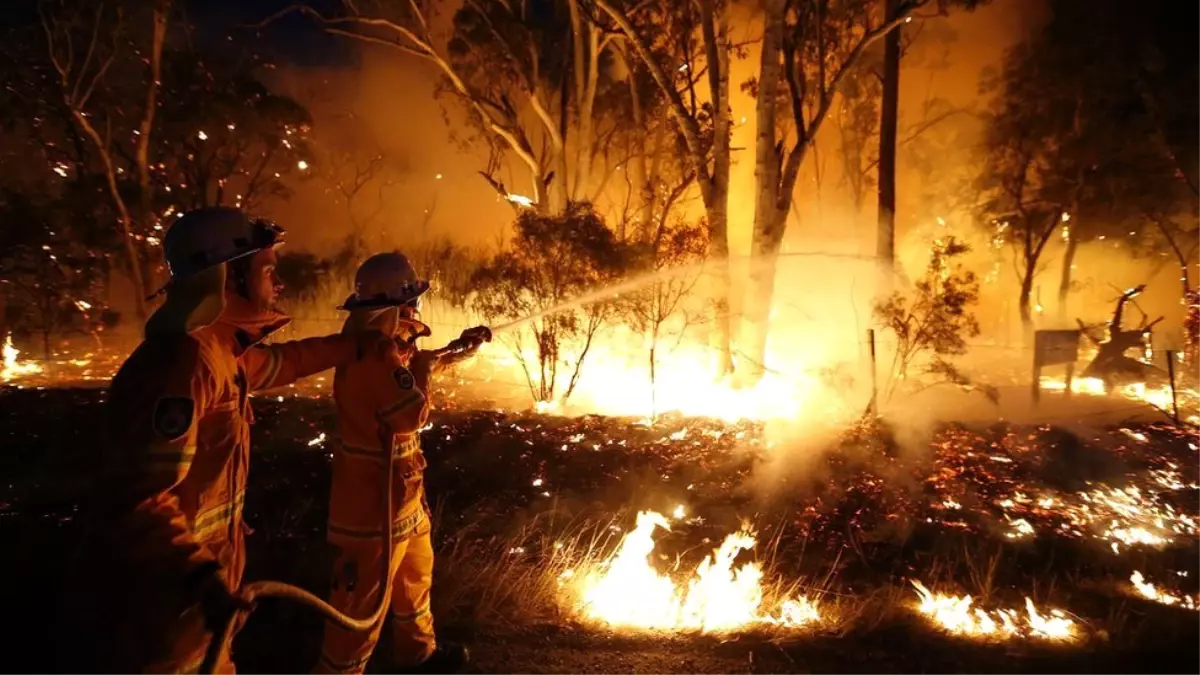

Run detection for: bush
[[470, 203, 630, 403], [873, 237, 996, 405]]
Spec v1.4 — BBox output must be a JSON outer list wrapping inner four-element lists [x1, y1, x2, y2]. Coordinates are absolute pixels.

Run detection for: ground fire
[[1, 333, 42, 383], [563, 510, 821, 632]]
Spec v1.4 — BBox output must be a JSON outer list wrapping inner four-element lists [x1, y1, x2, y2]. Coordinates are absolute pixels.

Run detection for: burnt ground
[[1, 386, 1197, 673]]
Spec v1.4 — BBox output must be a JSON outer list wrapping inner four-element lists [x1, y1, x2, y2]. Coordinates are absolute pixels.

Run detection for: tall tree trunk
[[1057, 231, 1078, 319], [624, 50, 653, 232], [137, 0, 171, 300], [1019, 267, 1035, 336], [72, 111, 149, 322], [707, 190, 735, 377], [567, 0, 587, 199], [745, 0, 787, 381], [701, 0, 734, 376], [875, 0, 901, 291]]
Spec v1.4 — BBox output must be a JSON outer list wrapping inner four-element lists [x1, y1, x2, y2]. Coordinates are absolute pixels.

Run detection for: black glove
[[449, 326, 491, 354], [193, 566, 254, 634]]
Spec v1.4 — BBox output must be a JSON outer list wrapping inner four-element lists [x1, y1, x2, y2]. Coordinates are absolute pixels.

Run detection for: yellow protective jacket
[[64, 292, 371, 672], [327, 335, 432, 547]]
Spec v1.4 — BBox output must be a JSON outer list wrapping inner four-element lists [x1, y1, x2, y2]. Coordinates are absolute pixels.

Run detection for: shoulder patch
[[393, 368, 415, 391], [153, 396, 195, 441]]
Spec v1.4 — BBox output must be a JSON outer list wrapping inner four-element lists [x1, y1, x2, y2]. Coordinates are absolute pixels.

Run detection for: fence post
[[1166, 350, 1179, 424], [868, 329, 878, 415]]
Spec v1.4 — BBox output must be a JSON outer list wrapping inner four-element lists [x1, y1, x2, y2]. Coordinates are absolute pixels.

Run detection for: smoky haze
[[235, 0, 1188, 424]]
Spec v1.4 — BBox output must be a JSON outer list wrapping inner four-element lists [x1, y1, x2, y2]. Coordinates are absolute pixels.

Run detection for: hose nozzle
[[433, 326, 492, 358]]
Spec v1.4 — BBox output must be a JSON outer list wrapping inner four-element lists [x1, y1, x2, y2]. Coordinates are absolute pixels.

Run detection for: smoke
[[233, 1, 1191, 427]]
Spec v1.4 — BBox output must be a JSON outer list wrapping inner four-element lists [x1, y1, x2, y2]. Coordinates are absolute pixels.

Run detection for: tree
[[743, 0, 931, 380], [259, 0, 629, 214], [979, 0, 1197, 331], [0, 186, 117, 359], [874, 0, 981, 281], [27, 1, 311, 320], [623, 217, 708, 418], [1128, 3, 1198, 208], [470, 203, 628, 404], [595, 0, 737, 375], [873, 237, 994, 405], [153, 51, 313, 215], [977, 36, 1070, 336], [37, 0, 172, 318]]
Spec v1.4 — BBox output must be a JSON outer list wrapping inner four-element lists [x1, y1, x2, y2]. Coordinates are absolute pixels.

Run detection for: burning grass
[[564, 510, 822, 632], [1129, 571, 1199, 611], [910, 580, 1077, 641]]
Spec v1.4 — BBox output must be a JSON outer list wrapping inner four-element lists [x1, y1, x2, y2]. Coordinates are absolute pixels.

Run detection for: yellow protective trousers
[[315, 507, 436, 674]]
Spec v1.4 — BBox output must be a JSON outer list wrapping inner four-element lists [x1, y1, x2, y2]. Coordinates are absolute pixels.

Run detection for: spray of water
[[489, 251, 877, 335]]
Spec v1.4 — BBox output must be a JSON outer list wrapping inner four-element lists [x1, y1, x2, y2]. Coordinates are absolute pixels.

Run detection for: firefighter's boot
[[397, 642, 469, 674]]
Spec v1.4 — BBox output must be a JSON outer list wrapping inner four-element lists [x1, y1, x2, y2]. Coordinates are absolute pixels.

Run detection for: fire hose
[[199, 423, 399, 674], [199, 328, 491, 673]]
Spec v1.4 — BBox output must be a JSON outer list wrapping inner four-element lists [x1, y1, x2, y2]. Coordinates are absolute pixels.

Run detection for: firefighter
[[61, 207, 389, 673], [316, 252, 488, 674]]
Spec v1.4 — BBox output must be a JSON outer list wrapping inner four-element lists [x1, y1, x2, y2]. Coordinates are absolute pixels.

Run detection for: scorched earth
[[0, 386, 1197, 673]]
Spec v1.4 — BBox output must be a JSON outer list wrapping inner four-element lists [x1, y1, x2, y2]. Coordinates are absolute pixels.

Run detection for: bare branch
[[593, 0, 710, 187]]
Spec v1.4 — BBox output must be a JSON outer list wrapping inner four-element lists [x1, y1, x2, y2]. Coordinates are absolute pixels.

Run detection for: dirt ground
[[1, 387, 1197, 673]]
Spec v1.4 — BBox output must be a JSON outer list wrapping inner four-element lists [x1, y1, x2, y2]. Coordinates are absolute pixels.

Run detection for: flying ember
[[564, 511, 819, 632]]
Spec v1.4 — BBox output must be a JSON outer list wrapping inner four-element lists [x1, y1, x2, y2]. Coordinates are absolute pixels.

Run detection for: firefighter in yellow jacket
[[62, 207, 388, 673], [316, 252, 488, 674]]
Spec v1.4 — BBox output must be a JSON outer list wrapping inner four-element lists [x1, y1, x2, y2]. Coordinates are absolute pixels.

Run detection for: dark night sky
[[183, 0, 356, 67], [0, 0, 356, 66]]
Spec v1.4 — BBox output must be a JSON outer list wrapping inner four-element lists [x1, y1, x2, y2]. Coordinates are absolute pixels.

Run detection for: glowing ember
[[2, 334, 43, 383], [307, 432, 327, 447], [911, 581, 1075, 641], [1130, 571, 1198, 610], [1076, 485, 1197, 551], [567, 511, 819, 632]]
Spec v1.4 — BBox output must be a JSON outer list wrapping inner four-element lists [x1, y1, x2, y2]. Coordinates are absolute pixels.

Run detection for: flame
[[911, 581, 1075, 640], [2, 334, 43, 383], [567, 511, 819, 632], [1130, 571, 1198, 610], [1039, 376, 1198, 416], [490, 341, 837, 423]]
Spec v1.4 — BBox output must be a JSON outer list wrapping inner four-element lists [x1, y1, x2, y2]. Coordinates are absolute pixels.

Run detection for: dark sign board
[[1032, 329, 1082, 404], [1034, 330, 1081, 367]]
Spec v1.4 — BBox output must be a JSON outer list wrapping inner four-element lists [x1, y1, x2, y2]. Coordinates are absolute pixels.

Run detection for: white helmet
[[338, 252, 430, 311], [161, 207, 285, 281]]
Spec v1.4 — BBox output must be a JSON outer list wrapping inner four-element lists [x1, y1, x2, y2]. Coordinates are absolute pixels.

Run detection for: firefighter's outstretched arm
[[245, 332, 385, 391], [108, 344, 219, 587]]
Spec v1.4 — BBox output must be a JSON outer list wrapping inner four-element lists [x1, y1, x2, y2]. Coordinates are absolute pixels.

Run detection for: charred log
[[1079, 286, 1166, 387]]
